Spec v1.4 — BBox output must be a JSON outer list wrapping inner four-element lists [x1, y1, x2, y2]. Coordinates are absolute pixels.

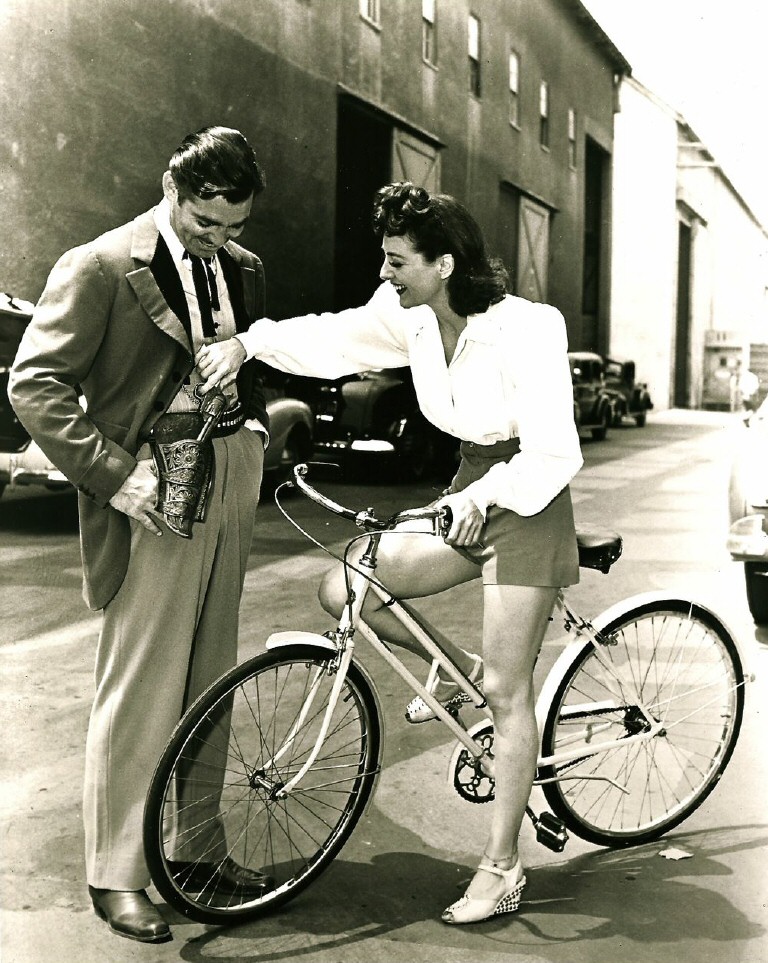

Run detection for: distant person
[[740, 364, 759, 412], [9, 126, 273, 943], [196, 181, 583, 925]]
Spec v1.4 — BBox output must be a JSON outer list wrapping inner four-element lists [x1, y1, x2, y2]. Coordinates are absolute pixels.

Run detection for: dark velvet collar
[[149, 238, 248, 340]]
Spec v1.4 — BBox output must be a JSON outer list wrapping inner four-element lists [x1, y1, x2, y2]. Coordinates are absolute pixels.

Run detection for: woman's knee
[[482, 673, 534, 720], [318, 566, 346, 618]]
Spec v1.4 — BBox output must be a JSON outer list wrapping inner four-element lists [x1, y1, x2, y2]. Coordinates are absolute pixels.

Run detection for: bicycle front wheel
[[539, 600, 745, 847], [143, 645, 381, 924]]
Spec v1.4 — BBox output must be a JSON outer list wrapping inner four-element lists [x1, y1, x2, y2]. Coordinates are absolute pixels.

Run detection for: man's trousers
[[83, 429, 263, 890]]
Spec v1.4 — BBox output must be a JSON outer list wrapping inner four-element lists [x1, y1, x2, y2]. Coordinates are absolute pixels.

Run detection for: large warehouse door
[[517, 196, 550, 302], [335, 96, 442, 310], [391, 129, 441, 192]]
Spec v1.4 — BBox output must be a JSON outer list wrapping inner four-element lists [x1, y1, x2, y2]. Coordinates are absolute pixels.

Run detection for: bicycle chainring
[[450, 721, 495, 804]]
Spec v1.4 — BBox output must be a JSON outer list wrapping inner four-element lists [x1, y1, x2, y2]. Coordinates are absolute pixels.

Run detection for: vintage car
[[726, 394, 768, 624], [568, 351, 614, 441], [305, 367, 459, 483], [604, 357, 653, 427], [0, 295, 314, 498]]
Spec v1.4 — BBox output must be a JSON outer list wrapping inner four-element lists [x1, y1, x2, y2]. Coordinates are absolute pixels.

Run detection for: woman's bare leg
[[458, 584, 557, 899], [318, 529, 481, 672]]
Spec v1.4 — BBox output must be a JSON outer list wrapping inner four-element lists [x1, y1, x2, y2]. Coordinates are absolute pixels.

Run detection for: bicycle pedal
[[535, 812, 569, 852]]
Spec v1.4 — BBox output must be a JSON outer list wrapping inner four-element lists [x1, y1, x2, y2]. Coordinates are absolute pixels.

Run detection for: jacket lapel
[[219, 246, 256, 332], [125, 210, 193, 354]]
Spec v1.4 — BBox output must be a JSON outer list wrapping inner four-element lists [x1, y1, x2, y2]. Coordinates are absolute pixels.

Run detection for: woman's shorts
[[449, 438, 579, 588]]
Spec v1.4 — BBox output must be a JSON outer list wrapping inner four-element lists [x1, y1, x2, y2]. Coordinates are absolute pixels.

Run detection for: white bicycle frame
[[265, 463, 751, 802], [265, 539, 682, 801]]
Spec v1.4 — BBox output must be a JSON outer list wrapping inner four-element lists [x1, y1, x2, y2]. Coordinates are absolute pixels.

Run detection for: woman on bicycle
[[196, 182, 583, 925]]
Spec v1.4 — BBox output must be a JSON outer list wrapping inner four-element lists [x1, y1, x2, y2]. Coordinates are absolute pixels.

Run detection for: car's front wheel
[[270, 425, 313, 489], [744, 562, 768, 624], [390, 417, 436, 482], [591, 407, 611, 442]]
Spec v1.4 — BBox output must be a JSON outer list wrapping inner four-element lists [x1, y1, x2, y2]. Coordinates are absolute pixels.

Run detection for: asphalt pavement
[[1, 409, 766, 963]]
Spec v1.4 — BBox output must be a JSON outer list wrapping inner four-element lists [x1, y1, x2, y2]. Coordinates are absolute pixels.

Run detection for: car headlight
[[727, 514, 768, 557]]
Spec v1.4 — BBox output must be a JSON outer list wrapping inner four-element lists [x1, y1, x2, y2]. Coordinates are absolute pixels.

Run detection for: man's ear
[[161, 170, 177, 202], [438, 254, 455, 280]]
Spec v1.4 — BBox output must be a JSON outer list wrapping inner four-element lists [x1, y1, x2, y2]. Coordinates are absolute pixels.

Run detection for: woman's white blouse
[[237, 283, 583, 516]]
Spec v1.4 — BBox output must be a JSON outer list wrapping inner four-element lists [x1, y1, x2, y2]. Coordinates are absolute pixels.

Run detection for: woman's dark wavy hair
[[169, 126, 266, 204], [372, 182, 508, 316]]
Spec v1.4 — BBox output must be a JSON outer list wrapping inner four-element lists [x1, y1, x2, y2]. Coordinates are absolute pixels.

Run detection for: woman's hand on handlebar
[[435, 490, 485, 547]]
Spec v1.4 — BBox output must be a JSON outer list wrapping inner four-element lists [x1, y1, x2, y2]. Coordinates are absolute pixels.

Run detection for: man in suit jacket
[[9, 126, 272, 944]]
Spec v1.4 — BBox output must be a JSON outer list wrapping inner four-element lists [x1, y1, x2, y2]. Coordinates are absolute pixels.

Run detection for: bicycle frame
[[268, 531, 669, 801]]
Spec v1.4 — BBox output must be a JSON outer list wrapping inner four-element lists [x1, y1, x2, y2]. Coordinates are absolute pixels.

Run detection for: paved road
[[2, 410, 766, 962]]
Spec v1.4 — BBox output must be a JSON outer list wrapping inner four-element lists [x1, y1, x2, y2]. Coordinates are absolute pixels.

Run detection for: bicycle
[[143, 463, 749, 925]]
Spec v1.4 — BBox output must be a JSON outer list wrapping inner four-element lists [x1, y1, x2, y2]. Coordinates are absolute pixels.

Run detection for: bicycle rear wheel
[[143, 645, 381, 924], [539, 600, 745, 847]]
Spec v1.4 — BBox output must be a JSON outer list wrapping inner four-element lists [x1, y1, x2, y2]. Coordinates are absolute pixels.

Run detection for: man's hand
[[109, 459, 162, 535], [196, 338, 247, 393]]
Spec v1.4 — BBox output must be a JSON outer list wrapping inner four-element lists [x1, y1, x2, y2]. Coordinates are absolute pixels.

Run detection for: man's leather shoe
[[168, 856, 274, 897], [89, 887, 172, 943]]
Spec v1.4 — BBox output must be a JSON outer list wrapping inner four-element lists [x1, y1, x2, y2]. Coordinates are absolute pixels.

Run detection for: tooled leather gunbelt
[[211, 400, 246, 437], [148, 388, 242, 538]]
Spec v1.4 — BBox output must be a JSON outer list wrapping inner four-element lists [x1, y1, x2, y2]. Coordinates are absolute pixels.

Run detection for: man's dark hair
[[169, 126, 266, 204]]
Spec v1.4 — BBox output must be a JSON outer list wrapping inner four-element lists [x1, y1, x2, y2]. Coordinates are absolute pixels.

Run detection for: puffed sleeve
[[463, 303, 583, 516], [236, 283, 410, 378]]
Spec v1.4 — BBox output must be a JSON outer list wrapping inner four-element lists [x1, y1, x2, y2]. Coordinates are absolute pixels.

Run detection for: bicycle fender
[[535, 591, 752, 740], [266, 630, 338, 652], [590, 591, 752, 676]]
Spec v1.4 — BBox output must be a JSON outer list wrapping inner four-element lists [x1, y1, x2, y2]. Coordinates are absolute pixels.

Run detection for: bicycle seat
[[575, 529, 623, 573]]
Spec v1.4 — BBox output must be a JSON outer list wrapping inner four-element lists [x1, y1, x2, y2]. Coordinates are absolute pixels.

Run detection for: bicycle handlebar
[[291, 463, 451, 536]]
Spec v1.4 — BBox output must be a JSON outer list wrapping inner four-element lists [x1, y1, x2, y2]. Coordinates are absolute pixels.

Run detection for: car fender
[[337, 376, 380, 434], [261, 397, 313, 471], [535, 590, 752, 738]]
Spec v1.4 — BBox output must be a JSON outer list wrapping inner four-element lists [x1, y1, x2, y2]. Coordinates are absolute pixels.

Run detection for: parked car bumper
[[314, 435, 397, 456], [727, 513, 768, 561]]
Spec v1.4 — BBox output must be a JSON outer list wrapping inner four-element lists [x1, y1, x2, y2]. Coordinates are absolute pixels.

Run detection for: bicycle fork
[[270, 643, 357, 799]]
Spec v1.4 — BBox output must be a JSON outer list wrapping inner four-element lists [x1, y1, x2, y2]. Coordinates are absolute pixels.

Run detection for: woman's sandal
[[441, 857, 526, 925], [404, 652, 483, 724]]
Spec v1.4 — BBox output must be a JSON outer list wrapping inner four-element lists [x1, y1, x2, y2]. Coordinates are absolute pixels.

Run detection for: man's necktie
[[184, 251, 220, 338]]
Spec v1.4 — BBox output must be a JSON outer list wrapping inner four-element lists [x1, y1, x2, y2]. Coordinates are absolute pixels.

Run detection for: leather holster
[[149, 412, 214, 538]]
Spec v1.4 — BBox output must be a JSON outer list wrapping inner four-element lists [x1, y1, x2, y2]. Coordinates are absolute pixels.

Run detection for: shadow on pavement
[[165, 825, 767, 962]]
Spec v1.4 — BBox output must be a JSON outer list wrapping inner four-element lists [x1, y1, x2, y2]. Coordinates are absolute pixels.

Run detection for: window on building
[[422, 0, 437, 64], [508, 50, 520, 126], [468, 14, 481, 97], [568, 108, 577, 167], [539, 80, 549, 148], [359, 0, 380, 25]]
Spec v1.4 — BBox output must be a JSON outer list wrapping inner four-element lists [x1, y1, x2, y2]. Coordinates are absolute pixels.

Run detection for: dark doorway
[[582, 138, 607, 351], [674, 221, 693, 408], [335, 97, 392, 310], [497, 185, 520, 294]]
